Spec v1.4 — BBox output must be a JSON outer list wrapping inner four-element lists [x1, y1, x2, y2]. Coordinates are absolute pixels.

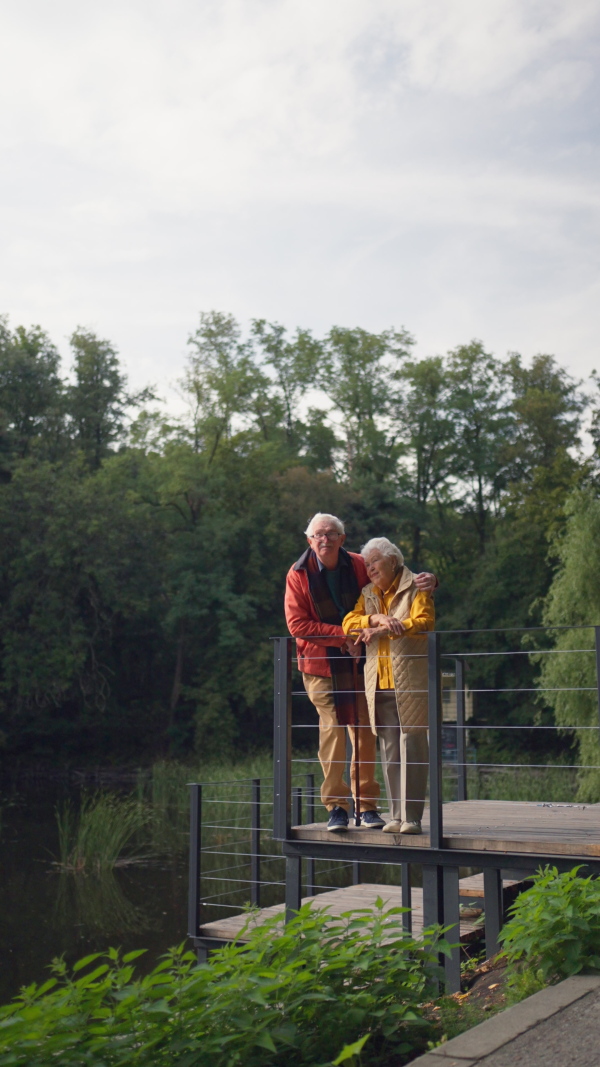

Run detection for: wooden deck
[[197, 875, 519, 944], [291, 800, 600, 858]]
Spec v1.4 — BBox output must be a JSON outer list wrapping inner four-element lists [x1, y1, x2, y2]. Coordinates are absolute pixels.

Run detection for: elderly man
[[284, 512, 437, 832]]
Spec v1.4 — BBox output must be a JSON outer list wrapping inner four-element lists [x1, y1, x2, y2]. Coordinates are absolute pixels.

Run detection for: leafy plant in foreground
[[0, 902, 449, 1066], [499, 865, 600, 983]]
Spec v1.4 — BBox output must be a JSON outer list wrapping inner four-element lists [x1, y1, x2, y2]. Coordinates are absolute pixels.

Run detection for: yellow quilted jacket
[[342, 568, 434, 735]]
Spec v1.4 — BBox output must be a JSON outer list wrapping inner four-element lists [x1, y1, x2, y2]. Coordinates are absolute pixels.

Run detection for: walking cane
[[352, 656, 361, 827]]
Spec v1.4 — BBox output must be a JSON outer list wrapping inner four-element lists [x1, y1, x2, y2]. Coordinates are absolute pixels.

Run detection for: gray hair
[[305, 512, 345, 537], [361, 537, 404, 567]]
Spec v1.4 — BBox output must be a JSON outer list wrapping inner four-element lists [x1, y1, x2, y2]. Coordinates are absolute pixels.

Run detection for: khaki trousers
[[375, 690, 429, 823], [302, 672, 380, 813]]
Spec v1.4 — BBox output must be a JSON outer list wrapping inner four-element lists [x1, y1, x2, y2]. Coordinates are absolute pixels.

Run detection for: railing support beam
[[484, 867, 503, 960], [250, 778, 261, 907], [428, 632, 443, 849], [187, 783, 202, 941], [455, 657, 467, 802], [443, 865, 461, 993], [273, 637, 292, 841]]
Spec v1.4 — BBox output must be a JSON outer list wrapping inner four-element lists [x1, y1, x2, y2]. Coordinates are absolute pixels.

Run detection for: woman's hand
[[369, 613, 405, 635], [360, 626, 391, 645]]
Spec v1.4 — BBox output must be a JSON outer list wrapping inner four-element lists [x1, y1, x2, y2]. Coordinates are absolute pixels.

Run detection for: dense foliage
[[500, 866, 600, 983], [0, 903, 448, 1067], [1, 310, 599, 766]]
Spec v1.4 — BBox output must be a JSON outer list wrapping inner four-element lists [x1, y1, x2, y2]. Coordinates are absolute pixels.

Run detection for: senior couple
[[285, 513, 436, 835]]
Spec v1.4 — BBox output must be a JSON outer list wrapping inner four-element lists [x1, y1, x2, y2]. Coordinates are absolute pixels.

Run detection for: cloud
[[0, 0, 599, 388]]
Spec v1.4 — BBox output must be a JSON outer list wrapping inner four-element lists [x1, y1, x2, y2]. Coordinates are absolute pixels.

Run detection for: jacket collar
[[293, 546, 353, 573]]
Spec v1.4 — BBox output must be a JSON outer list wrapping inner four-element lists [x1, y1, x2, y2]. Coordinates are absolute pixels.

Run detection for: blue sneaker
[[327, 806, 349, 832], [360, 810, 385, 829]]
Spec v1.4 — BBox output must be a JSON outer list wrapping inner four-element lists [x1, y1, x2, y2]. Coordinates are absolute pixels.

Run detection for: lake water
[[0, 772, 189, 1003]]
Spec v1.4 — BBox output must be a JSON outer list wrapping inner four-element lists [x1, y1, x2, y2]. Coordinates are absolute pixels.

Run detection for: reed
[[55, 792, 148, 873]]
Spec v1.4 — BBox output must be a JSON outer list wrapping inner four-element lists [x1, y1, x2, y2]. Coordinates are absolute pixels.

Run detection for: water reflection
[[53, 870, 153, 938]]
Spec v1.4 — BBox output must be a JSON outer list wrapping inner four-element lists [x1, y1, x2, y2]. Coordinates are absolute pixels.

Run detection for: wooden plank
[[198, 882, 483, 943], [291, 800, 600, 858]]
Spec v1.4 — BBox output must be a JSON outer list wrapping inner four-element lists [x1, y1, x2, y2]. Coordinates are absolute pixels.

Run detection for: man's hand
[[369, 613, 405, 635], [344, 636, 363, 657], [414, 571, 437, 593]]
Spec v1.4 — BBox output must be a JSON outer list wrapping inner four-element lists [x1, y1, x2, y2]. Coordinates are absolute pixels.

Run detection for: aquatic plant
[[55, 792, 148, 873]]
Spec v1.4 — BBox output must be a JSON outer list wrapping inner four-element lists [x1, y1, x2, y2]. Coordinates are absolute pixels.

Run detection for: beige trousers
[[375, 690, 429, 823], [302, 672, 380, 813]]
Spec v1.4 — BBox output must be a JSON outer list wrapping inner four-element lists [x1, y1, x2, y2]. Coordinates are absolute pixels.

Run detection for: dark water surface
[[0, 775, 188, 1003]]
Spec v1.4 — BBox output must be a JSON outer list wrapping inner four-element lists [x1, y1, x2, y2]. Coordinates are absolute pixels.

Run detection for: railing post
[[595, 627, 600, 736], [428, 631, 443, 849], [484, 868, 503, 960], [443, 866, 461, 993], [187, 783, 202, 940], [273, 637, 292, 841], [589, 623, 593, 734], [422, 863, 444, 994], [250, 778, 261, 908], [345, 732, 355, 822], [305, 773, 316, 897], [401, 862, 412, 933], [422, 864, 444, 929], [292, 786, 302, 826], [455, 657, 467, 802], [285, 856, 302, 923]]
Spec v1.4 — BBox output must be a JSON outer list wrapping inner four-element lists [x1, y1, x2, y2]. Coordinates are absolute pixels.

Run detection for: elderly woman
[[342, 537, 435, 835]]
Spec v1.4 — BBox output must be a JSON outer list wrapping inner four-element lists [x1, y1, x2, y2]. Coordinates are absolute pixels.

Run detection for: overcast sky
[[1, 0, 599, 396]]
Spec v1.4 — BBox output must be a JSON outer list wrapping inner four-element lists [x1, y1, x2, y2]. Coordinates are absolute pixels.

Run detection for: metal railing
[[189, 623, 600, 992]]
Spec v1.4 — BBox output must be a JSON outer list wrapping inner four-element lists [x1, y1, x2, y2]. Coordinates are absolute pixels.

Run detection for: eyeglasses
[[310, 531, 342, 542]]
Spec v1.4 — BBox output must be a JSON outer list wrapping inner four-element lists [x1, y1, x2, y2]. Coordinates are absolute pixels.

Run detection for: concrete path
[[411, 975, 600, 1067]]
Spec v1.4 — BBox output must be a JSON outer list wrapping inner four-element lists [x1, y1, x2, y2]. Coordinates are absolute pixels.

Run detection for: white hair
[[361, 537, 404, 567], [304, 512, 345, 537]]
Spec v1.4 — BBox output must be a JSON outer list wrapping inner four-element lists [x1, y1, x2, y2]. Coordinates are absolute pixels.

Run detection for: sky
[[1, 0, 599, 398]]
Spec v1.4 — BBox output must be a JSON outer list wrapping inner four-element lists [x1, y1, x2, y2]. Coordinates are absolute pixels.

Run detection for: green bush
[[0, 902, 449, 1067], [499, 866, 600, 983]]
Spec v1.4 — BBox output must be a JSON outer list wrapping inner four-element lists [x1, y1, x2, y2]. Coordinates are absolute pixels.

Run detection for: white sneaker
[[382, 819, 402, 834], [400, 820, 422, 835]]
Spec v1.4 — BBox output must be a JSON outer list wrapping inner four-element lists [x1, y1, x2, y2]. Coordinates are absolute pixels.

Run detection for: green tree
[[320, 326, 414, 482], [538, 488, 600, 800], [0, 318, 65, 468], [0, 454, 166, 759], [393, 355, 455, 567], [68, 329, 140, 469], [184, 312, 270, 458], [446, 342, 513, 552], [251, 319, 322, 447]]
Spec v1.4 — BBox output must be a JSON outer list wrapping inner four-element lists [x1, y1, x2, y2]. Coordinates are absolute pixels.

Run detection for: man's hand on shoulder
[[414, 572, 437, 593]]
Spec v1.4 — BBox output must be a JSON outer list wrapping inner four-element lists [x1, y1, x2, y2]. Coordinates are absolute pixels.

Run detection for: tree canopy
[[0, 310, 597, 770]]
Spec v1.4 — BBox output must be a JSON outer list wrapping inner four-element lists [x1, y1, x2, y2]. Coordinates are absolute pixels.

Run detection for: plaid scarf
[[294, 547, 362, 726]]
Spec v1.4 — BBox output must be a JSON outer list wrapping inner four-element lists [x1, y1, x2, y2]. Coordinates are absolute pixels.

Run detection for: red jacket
[[284, 551, 369, 677]]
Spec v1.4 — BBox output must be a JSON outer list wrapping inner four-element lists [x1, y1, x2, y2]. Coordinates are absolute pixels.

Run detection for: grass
[[55, 792, 148, 873], [466, 765, 578, 803]]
